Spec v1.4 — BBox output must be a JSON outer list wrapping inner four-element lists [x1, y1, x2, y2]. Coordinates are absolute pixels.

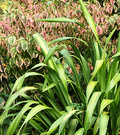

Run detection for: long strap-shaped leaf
[[75, 128, 84, 135], [47, 37, 88, 46], [6, 100, 39, 135], [100, 99, 113, 114], [37, 17, 85, 28], [0, 87, 37, 125], [86, 81, 98, 103], [84, 92, 101, 134], [79, 0, 100, 44], [61, 49, 85, 102], [47, 113, 67, 135], [99, 113, 109, 135], [17, 105, 51, 135], [58, 110, 77, 135], [33, 33, 57, 71], [106, 73, 120, 94], [69, 43, 90, 84]]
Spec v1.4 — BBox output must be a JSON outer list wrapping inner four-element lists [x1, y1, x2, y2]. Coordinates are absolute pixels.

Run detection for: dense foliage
[[0, 0, 120, 134]]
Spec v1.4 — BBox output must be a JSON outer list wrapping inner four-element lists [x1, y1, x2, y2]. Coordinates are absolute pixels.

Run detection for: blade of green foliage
[[37, 112, 52, 127], [30, 63, 47, 70], [28, 118, 45, 132], [42, 81, 61, 92], [112, 52, 120, 58], [75, 128, 84, 135], [37, 17, 76, 23], [48, 37, 88, 46], [117, 32, 120, 52], [47, 113, 66, 135], [89, 36, 96, 67], [17, 105, 51, 135], [49, 109, 62, 119], [5, 87, 36, 110], [35, 82, 62, 111], [107, 32, 120, 83], [61, 49, 85, 102], [106, 73, 120, 94], [44, 45, 58, 64], [20, 92, 31, 100], [21, 133, 29, 135], [97, 61, 106, 92], [33, 33, 49, 56], [84, 92, 101, 134], [115, 85, 120, 106], [57, 61, 68, 92], [33, 33, 57, 70], [86, 81, 98, 103], [69, 43, 90, 84], [9, 100, 29, 110], [110, 102, 119, 135], [93, 117, 100, 135], [104, 27, 117, 47], [47, 68, 69, 106], [40, 132, 47, 135], [100, 99, 113, 114], [58, 110, 77, 135], [90, 116, 96, 127], [0, 87, 36, 125], [37, 17, 85, 28], [11, 74, 25, 95], [6, 100, 38, 135], [25, 72, 41, 78], [94, 41, 101, 60], [34, 114, 50, 129], [106, 59, 119, 86], [23, 105, 51, 125], [68, 119, 78, 135], [34, 33, 70, 106], [80, 55, 91, 83], [79, 0, 100, 44], [91, 60, 104, 81], [11, 72, 41, 94], [99, 113, 109, 135], [47, 67, 70, 106]]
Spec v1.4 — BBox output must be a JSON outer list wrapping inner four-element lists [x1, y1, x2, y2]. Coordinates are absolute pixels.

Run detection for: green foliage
[[0, 0, 120, 95], [0, 0, 120, 135]]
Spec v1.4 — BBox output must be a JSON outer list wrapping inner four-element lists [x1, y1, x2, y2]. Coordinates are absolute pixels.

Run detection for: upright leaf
[[100, 99, 113, 114], [58, 110, 77, 135], [79, 0, 100, 44], [84, 92, 101, 134], [86, 81, 98, 103], [99, 113, 109, 135], [75, 128, 84, 135]]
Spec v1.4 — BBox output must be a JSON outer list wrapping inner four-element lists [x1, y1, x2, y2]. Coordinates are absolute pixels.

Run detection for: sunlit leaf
[[99, 113, 109, 135], [86, 81, 98, 103], [84, 92, 101, 134], [100, 99, 113, 114]]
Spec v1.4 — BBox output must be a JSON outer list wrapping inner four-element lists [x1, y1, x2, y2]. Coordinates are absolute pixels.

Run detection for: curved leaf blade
[[58, 110, 77, 135], [79, 0, 100, 44], [100, 99, 113, 114], [47, 113, 66, 135], [86, 81, 98, 103], [75, 128, 84, 135], [106, 73, 120, 94], [99, 113, 109, 135], [37, 17, 85, 28], [84, 92, 101, 134]]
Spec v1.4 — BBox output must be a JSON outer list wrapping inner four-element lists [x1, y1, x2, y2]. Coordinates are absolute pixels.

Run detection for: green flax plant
[[0, 0, 120, 134]]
